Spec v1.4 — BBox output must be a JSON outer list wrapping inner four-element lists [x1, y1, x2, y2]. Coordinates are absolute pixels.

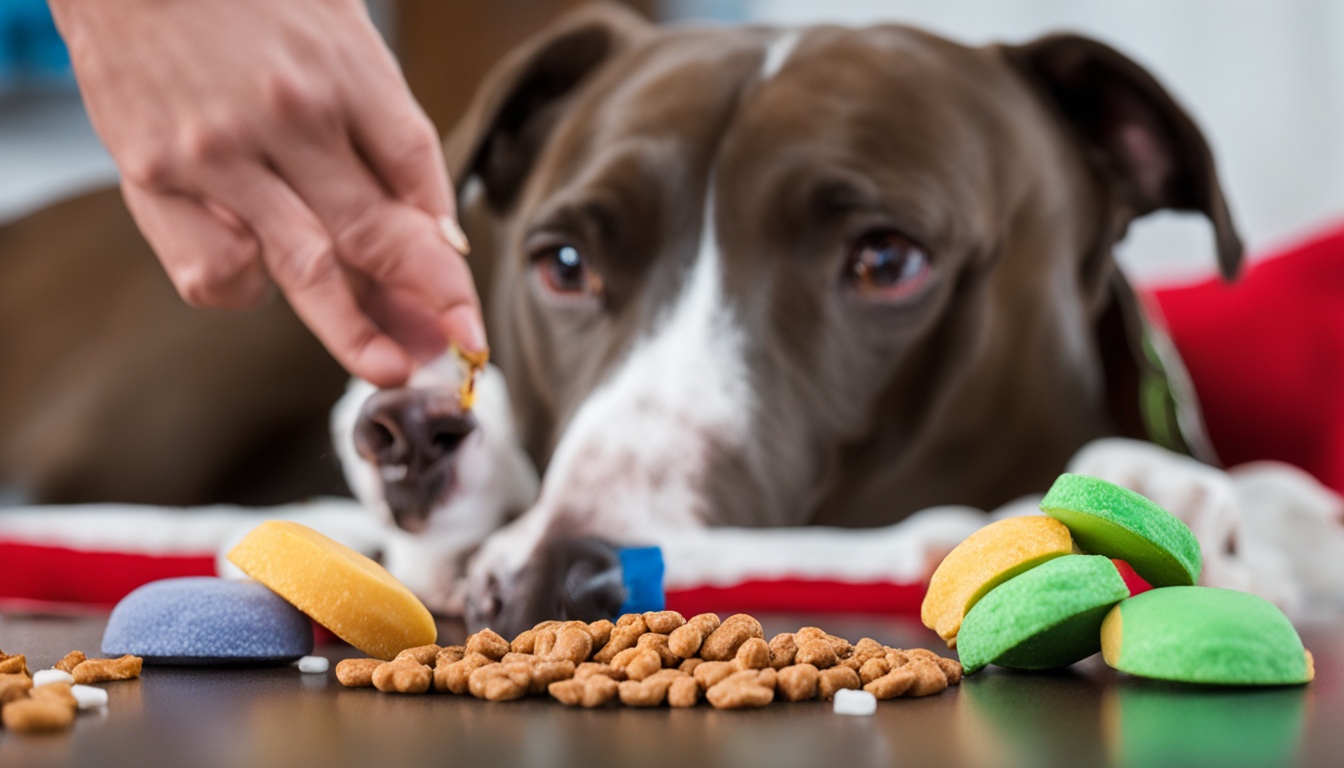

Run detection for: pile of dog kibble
[[336, 611, 962, 709], [0, 650, 142, 733]]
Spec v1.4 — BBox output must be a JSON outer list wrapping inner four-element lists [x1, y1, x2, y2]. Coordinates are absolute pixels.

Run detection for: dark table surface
[[1, 612, 1340, 768]]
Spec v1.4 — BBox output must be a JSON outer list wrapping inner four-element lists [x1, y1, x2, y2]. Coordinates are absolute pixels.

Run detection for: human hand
[[50, 0, 484, 387]]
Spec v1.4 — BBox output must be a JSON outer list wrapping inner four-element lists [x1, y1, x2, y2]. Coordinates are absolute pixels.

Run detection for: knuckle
[[269, 237, 337, 290], [174, 264, 227, 308], [332, 205, 387, 266], [178, 119, 244, 166], [122, 150, 177, 191], [261, 71, 338, 128], [384, 114, 439, 169], [172, 249, 261, 309]]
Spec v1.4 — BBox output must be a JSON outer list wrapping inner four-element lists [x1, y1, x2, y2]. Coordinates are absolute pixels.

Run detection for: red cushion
[[1151, 219, 1344, 493]]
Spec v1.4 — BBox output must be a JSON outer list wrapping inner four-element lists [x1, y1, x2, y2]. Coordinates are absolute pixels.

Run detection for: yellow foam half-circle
[[1100, 603, 1123, 667], [921, 515, 1073, 646], [228, 520, 436, 660]]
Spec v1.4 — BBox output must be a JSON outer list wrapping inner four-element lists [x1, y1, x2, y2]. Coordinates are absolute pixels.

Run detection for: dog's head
[[342, 6, 1242, 628], [448, 6, 1239, 528]]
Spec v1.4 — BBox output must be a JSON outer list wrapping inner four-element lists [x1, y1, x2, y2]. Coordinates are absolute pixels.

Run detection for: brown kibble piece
[[510, 629, 539, 654], [678, 658, 704, 675], [642, 611, 686, 634], [466, 629, 510, 661], [903, 647, 961, 686], [608, 647, 641, 671], [734, 637, 771, 670], [2, 697, 75, 733], [528, 660, 576, 695], [549, 675, 618, 708], [574, 662, 624, 681], [706, 669, 775, 709], [623, 649, 661, 681], [533, 627, 559, 657], [468, 662, 532, 701], [593, 615, 647, 664], [699, 614, 763, 661], [1, 675, 33, 710], [818, 666, 861, 700], [372, 660, 432, 694], [54, 651, 87, 674], [636, 633, 679, 668], [937, 657, 963, 686], [0, 654, 29, 676], [692, 660, 737, 691], [906, 659, 950, 697], [777, 663, 820, 702], [842, 638, 887, 670], [668, 613, 720, 658], [854, 637, 884, 655], [865, 665, 916, 699], [435, 652, 495, 694], [71, 655, 141, 684], [549, 626, 594, 664], [885, 648, 910, 669], [794, 631, 839, 670], [668, 675, 701, 708], [618, 670, 682, 707], [436, 646, 466, 667], [768, 633, 797, 669], [586, 620, 615, 652], [796, 627, 852, 658], [394, 644, 441, 666], [508, 632, 534, 656], [1, 673, 34, 705], [335, 658, 381, 688], [859, 657, 891, 686], [30, 682, 78, 713]]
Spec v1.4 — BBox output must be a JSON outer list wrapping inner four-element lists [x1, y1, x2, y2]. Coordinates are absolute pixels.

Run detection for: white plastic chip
[[32, 669, 75, 687], [71, 684, 109, 710], [298, 655, 330, 674], [833, 688, 877, 716]]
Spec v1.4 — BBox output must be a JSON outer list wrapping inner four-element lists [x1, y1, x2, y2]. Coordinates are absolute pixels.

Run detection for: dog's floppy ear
[[1005, 34, 1243, 279], [444, 3, 653, 212]]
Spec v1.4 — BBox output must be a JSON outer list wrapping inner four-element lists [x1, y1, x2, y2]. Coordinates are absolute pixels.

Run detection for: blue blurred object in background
[[0, 0, 74, 92], [618, 546, 666, 615]]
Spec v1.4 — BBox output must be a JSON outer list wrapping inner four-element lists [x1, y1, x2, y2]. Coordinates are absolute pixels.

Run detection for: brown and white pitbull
[[330, 5, 1242, 635]]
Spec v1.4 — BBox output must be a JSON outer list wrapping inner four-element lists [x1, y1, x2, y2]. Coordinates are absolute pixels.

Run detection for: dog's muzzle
[[354, 388, 476, 532]]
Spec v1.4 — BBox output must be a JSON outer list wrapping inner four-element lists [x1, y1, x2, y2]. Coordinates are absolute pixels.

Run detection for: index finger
[[215, 165, 415, 387]]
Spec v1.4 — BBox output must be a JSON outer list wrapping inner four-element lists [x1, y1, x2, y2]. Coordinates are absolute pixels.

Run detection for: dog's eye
[[534, 244, 603, 299], [843, 231, 930, 300]]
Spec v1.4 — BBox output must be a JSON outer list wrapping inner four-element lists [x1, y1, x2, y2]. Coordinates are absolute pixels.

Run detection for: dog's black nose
[[354, 388, 476, 531], [355, 388, 476, 468]]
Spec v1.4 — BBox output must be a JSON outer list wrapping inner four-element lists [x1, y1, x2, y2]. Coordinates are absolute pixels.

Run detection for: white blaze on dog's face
[[527, 193, 752, 536]]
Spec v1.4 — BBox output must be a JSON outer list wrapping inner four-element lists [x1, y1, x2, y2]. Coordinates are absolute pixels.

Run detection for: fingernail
[[444, 304, 489, 354], [439, 215, 472, 255]]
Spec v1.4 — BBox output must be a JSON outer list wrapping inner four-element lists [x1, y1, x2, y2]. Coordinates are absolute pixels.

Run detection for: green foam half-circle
[[1102, 587, 1311, 686], [1040, 473, 1201, 587], [957, 555, 1130, 674]]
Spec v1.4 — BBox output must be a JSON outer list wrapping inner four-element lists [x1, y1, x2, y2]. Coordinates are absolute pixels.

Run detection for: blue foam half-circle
[[102, 577, 313, 664]]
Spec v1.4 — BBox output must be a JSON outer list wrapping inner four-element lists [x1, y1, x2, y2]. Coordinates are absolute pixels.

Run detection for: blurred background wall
[[3, 0, 1341, 284]]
